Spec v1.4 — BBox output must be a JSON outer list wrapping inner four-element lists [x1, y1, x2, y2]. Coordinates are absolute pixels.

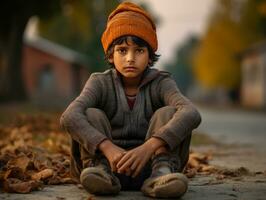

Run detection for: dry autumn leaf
[[0, 114, 75, 193], [6, 155, 30, 172], [31, 169, 54, 181], [3, 178, 43, 193]]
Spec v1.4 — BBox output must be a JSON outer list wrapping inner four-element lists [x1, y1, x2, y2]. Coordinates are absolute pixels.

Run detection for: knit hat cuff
[[101, 20, 157, 53]]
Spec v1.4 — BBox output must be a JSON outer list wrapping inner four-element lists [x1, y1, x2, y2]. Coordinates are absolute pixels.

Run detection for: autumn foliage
[[0, 114, 75, 193], [193, 0, 266, 91]]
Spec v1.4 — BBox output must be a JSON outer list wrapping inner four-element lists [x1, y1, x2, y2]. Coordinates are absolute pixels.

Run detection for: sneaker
[[80, 156, 121, 195], [141, 153, 188, 198]]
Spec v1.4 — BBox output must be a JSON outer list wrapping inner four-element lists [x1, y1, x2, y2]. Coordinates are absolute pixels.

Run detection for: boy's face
[[109, 37, 150, 80]]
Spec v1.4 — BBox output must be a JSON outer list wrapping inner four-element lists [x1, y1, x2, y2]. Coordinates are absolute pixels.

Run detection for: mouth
[[124, 66, 137, 71]]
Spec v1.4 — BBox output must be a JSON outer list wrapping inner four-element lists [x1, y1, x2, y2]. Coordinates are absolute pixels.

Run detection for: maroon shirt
[[126, 94, 136, 110]]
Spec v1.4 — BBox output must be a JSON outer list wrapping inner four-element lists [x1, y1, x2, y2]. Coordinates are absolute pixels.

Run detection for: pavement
[[195, 105, 266, 173], [196, 105, 266, 148], [1, 105, 266, 200], [1, 174, 266, 200]]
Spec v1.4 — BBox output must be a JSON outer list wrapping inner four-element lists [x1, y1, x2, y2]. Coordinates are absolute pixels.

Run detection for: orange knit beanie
[[101, 2, 158, 53]]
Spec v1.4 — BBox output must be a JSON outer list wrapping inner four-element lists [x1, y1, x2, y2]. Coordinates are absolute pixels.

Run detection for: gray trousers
[[72, 106, 191, 189]]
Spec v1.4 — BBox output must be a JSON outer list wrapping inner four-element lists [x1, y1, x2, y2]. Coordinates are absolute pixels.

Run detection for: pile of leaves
[[0, 114, 74, 193], [0, 114, 217, 193], [185, 151, 216, 178], [186, 150, 254, 181]]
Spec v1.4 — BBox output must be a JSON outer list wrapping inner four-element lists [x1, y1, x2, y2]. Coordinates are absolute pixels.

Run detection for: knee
[[153, 106, 176, 117], [85, 108, 107, 121]]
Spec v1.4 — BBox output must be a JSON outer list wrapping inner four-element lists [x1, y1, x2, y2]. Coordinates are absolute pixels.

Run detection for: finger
[[132, 166, 142, 178], [116, 152, 131, 168], [128, 159, 140, 177], [112, 155, 125, 172], [113, 154, 124, 166], [130, 159, 139, 172], [116, 154, 130, 168], [117, 157, 134, 173], [132, 163, 143, 178], [110, 163, 116, 172]]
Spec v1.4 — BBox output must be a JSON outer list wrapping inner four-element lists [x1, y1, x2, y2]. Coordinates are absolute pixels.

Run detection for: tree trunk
[[0, 16, 29, 102]]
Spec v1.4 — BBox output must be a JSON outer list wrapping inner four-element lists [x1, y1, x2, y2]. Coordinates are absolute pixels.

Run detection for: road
[[1, 175, 266, 200], [195, 105, 266, 172], [196, 105, 266, 148]]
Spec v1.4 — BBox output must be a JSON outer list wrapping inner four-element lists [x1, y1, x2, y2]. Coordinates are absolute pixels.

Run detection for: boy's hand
[[116, 143, 153, 177], [116, 137, 166, 177], [98, 139, 126, 172]]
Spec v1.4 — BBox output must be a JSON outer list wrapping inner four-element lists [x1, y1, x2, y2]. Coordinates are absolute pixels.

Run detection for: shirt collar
[[111, 67, 160, 88]]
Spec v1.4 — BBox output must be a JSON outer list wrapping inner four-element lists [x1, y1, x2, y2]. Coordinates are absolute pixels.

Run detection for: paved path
[[1, 175, 266, 200], [194, 106, 266, 172], [196, 106, 266, 148]]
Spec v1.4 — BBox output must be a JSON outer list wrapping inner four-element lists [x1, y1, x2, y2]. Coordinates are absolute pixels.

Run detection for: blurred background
[[1, 0, 266, 109], [0, 0, 266, 184]]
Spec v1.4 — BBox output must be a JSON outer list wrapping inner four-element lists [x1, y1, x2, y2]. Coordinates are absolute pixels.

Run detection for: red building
[[22, 37, 90, 107]]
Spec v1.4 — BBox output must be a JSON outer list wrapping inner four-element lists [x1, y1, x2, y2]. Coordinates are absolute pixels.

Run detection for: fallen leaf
[[31, 169, 54, 181], [87, 195, 95, 200], [200, 165, 216, 173], [218, 167, 250, 177], [185, 168, 197, 178], [56, 197, 66, 200], [4, 167, 29, 180], [7, 155, 30, 172], [3, 178, 42, 193]]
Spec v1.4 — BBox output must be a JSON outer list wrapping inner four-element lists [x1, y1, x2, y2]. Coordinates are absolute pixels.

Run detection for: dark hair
[[105, 35, 160, 68]]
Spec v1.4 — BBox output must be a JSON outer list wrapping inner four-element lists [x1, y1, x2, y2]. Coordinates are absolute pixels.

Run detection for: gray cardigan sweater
[[60, 67, 201, 156]]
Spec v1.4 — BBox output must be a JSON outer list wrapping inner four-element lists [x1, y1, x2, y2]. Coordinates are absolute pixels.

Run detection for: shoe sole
[[141, 173, 188, 198], [80, 167, 121, 195]]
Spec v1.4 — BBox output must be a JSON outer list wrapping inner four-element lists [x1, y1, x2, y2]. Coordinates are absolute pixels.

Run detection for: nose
[[126, 50, 135, 63]]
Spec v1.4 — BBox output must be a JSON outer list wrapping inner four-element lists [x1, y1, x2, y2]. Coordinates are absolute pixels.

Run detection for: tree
[[240, 0, 266, 41], [0, 0, 61, 102], [165, 36, 199, 94], [38, 0, 120, 72], [259, 0, 266, 16], [193, 0, 266, 92]]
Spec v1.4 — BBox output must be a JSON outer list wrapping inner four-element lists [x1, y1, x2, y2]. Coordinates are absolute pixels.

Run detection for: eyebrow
[[115, 44, 145, 49], [116, 45, 128, 48]]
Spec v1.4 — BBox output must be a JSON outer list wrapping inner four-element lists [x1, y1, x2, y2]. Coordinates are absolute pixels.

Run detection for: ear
[[108, 56, 114, 63]]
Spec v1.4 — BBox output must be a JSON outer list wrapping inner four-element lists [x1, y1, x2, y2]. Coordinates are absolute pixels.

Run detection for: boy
[[60, 2, 201, 198]]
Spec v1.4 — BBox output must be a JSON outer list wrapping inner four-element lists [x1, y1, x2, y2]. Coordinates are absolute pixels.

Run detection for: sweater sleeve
[[60, 73, 108, 155], [152, 76, 201, 150]]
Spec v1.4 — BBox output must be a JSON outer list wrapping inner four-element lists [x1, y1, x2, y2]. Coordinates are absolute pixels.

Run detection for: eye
[[116, 48, 127, 55], [136, 48, 145, 53]]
